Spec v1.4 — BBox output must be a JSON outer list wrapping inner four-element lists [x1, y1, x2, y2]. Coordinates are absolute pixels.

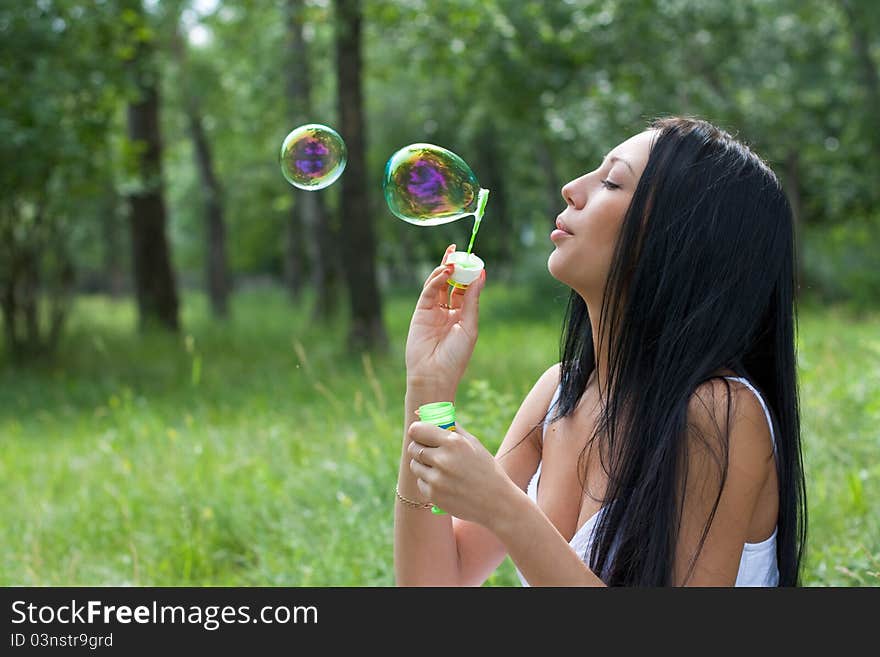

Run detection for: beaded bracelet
[[395, 486, 434, 510]]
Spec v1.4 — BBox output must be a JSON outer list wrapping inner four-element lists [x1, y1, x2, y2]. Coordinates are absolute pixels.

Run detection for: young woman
[[394, 116, 807, 586]]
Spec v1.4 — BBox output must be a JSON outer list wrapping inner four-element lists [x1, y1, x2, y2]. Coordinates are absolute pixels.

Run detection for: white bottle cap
[[446, 251, 484, 289]]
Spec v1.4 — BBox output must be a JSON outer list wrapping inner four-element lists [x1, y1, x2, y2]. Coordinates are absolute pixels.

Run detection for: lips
[[555, 217, 573, 235]]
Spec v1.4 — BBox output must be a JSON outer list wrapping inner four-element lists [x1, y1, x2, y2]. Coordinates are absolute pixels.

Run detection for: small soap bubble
[[383, 143, 481, 225], [279, 123, 347, 190]]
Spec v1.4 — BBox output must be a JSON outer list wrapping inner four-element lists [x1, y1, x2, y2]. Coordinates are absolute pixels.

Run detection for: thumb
[[460, 268, 485, 336]]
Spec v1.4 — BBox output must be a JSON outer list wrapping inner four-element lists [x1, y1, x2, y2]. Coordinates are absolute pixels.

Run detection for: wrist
[[406, 376, 457, 401], [486, 479, 530, 537]]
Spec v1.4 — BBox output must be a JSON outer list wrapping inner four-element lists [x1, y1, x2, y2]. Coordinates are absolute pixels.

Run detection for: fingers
[[407, 440, 439, 466], [409, 457, 432, 479], [415, 476, 432, 499], [416, 245, 456, 305], [422, 262, 450, 289], [459, 268, 485, 335], [441, 243, 456, 265], [423, 244, 456, 287], [416, 263, 455, 309], [407, 421, 452, 447]]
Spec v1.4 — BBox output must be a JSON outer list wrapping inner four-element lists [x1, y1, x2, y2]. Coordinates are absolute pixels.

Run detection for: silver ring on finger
[[418, 446, 425, 462]]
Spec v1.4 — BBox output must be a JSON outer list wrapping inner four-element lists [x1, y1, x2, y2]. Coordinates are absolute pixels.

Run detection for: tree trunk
[[283, 212, 306, 300], [302, 191, 340, 320], [477, 126, 510, 265], [101, 182, 126, 297], [48, 271, 73, 349], [21, 245, 40, 352], [187, 107, 230, 318], [0, 208, 19, 357], [394, 219, 418, 288], [284, 0, 339, 321], [172, 29, 230, 319], [0, 202, 72, 361], [0, 267, 15, 357], [334, 0, 388, 353], [126, 2, 179, 332]]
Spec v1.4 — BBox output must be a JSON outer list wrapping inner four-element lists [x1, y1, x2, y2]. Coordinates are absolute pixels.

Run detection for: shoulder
[[539, 361, 562, 388], [512, 362, 561, 450], [530, 361, 562, 415], [686, 377, 774, 465], [535, 362, 562, 413]]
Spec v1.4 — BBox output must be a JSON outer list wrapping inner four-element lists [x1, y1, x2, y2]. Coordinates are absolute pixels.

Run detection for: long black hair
[[531, 116, 807, 585]]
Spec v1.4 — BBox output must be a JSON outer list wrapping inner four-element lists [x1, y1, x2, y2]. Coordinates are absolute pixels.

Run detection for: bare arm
[[489, 485, 607, 586], [451, 362, 561, 586], [393, 382, 461, 586], [394, 362, 562, 586]]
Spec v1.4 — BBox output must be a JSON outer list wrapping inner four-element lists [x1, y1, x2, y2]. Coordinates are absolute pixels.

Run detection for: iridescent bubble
[[383, 143, 482, 225], [279, 124, 347, 190]]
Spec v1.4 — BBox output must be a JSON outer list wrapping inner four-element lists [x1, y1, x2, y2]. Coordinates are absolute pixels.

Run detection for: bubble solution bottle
[[416, 401, 456, 515]]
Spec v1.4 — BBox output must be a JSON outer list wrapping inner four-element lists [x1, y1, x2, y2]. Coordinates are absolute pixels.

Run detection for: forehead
[[608, 129, 657, 173]]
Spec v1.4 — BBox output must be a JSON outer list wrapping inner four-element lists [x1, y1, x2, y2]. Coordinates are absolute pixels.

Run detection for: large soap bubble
[[383, 143, 487, 226], [384, 142, 490, 295], [279, 124, 347, 190]]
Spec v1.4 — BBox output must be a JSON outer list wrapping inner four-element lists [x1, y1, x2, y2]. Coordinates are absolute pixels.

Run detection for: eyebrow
[[604, 154, 636, 177]]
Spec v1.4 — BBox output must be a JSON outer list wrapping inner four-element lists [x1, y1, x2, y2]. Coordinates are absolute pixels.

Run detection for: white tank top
[[516, 376, 779, 586]]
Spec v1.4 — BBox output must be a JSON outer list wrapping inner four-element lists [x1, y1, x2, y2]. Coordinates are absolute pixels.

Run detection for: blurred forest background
[[1, 0, 878, 586]]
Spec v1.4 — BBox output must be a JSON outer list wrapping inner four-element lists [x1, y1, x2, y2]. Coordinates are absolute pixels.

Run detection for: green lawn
[[1, 283, 877, 586]]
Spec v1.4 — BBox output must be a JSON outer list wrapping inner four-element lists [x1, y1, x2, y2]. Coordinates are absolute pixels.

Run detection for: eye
[[600, 179, 620, 190]]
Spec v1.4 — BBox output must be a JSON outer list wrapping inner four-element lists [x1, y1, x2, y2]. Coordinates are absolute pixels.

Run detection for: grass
[[0, 281, 877, 586]]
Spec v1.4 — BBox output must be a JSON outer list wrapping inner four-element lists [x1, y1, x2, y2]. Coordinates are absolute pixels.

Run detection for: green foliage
[[0, 0, 124, 355], [5, 0, 879, 310], [0, 288, 877, 585], [802, 219, 880, 315]]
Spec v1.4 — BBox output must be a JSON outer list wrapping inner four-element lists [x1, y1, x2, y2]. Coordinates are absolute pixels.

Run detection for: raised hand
[[405, 244, 486, 394]]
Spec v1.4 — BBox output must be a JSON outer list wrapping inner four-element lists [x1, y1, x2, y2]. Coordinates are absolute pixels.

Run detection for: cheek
[[581, 198, 627, 255], [552, 198, 627, 283]]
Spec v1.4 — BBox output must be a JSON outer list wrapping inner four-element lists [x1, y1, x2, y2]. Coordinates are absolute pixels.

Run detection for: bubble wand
[[466, 187, 490, 257], [446, 187, 489, 308]]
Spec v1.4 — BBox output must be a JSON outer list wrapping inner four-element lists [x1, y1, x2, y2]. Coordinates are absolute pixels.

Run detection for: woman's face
[[548, 129, 656, 297]]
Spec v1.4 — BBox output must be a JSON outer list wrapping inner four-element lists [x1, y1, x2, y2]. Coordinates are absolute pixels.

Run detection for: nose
[[561, 175, 586, 210]]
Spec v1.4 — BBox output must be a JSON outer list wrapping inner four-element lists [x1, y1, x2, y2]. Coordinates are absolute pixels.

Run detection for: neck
[[582, 290, 611, 400]]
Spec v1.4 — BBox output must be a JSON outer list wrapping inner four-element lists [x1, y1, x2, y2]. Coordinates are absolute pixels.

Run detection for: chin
[[548, 250, 593, 293], [547, 249, 568, 285]]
